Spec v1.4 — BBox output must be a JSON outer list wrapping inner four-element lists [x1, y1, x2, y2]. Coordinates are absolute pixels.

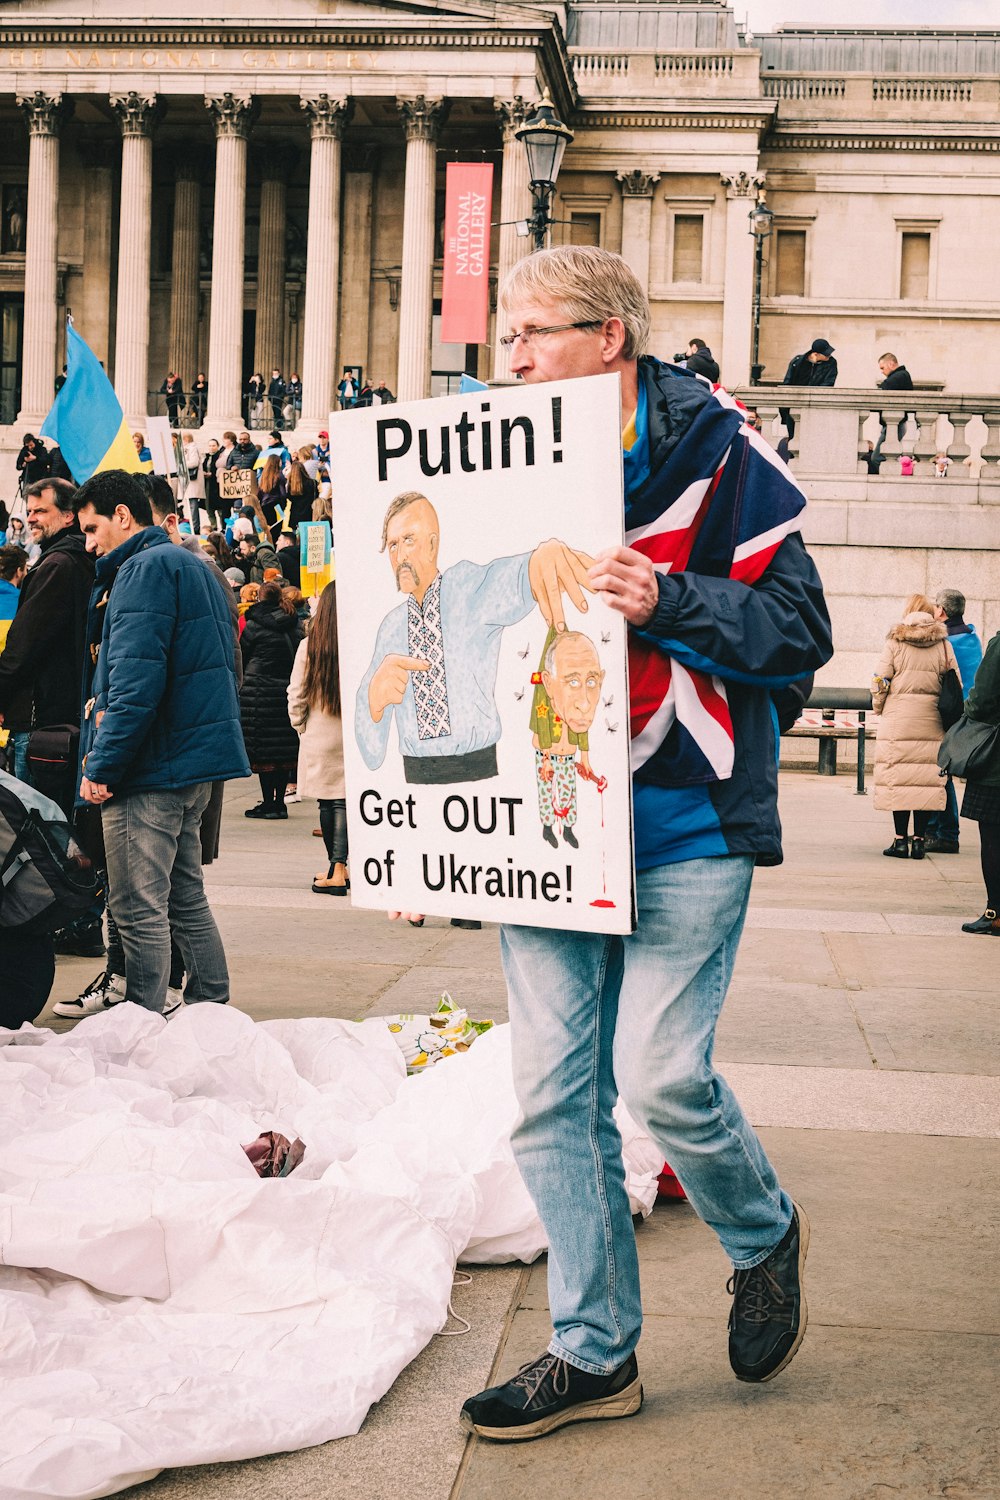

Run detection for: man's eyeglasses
[[499, 321, 602, 350]]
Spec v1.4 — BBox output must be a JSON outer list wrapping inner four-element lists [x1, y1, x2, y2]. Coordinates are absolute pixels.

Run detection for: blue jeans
[[11, 730, 31, 784], [501, 855, 792, 1376], [102, 783, 230, 1012], [927, 777, 960, 843]]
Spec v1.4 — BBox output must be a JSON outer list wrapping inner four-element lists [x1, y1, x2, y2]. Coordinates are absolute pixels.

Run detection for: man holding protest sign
[[447, 247, 834, 1440]]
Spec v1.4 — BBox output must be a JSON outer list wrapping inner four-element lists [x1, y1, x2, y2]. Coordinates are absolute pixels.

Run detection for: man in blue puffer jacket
[[75, 469, 250, 1013]]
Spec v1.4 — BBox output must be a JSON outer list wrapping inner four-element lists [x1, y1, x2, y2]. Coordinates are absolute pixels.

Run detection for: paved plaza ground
[[43, 772, 1000, 1500]]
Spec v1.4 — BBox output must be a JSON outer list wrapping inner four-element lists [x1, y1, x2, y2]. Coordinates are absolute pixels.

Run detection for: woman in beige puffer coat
[[872, 607, 959, 859]]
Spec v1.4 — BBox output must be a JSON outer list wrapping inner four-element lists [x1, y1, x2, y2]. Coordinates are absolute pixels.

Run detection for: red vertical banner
[[441, 161, 494, 345]]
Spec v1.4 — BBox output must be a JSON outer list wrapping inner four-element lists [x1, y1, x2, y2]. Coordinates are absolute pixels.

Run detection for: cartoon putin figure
[[356, 490, 596, 785], [530, 627, 607, 848]]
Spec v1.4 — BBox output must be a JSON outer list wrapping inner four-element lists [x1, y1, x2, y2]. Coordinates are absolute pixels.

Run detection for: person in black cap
[[779, 338, 838, 449], [783, 338, 838, 388]]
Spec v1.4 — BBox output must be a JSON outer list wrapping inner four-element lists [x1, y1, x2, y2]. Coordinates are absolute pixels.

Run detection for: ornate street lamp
[[515, 91, 574, 251], [748, 197, 774, 384]]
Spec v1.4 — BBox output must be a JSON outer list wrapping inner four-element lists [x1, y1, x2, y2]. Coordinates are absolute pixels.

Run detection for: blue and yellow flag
[[40, 322, 143, 482]]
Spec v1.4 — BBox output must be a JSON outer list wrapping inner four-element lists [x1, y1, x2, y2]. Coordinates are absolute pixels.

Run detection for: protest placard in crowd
[[332, 374, 635, 933]]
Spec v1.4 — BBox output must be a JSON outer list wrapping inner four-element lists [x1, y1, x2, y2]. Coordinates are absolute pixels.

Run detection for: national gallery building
[[1, 1, 1000, 433]]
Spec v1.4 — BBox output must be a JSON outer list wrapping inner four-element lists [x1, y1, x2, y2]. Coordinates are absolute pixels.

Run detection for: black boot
[[563, 826, 579, 849], [961, 908, 1000, 936], [883, 836, 909, 858], [910, 836, 926, 860], [542, 825, 558, 848]]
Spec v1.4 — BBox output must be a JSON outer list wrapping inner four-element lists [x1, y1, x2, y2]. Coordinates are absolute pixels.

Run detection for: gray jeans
[[102, 783, 230, 1012]]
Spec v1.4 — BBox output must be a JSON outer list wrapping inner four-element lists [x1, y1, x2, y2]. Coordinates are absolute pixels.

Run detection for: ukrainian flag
[[40, 321, 143, 482]]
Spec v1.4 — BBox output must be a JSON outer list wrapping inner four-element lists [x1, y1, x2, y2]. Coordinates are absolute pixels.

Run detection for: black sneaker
[[728, 1202, 809, 1383], [460, 1350, 642, 1442], [51, 924, 107, 959], [925, 838, 960, 854], [244, 802, 270, 819]]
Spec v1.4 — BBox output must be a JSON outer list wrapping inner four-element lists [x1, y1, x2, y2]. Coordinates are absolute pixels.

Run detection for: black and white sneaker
[[52, 970, 127, 1019], [460, 1350, 642, 1442], [163, 986, 185, 1017], [728, 1202, 810, 1382]]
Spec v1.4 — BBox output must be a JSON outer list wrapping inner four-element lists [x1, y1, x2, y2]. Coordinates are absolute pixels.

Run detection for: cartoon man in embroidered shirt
[[530, 627, 607, 847], [357, 491, 594, 785]]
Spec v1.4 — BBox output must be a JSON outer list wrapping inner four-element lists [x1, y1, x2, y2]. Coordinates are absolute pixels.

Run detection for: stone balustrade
[[568, 48, 760, 98], [732, 386, 1000, 688], [759, 72, 1000, 120]]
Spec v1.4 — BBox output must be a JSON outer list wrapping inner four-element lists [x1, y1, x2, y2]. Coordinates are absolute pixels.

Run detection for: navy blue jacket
[[80, 527, 250, 793], [630, 358, 833, 867]]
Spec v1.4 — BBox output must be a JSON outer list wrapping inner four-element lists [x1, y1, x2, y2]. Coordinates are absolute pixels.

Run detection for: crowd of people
[[1, 244, 999, 1448], [0, 461, 347, 1030], [152, 367, 396, 428]]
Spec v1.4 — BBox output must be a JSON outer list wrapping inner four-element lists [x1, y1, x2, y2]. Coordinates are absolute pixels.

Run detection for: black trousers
[[319, 798, 348, 868]]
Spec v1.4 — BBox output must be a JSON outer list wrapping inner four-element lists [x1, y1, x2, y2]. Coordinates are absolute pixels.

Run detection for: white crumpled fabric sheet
[[0, 1004, 660, 1500]]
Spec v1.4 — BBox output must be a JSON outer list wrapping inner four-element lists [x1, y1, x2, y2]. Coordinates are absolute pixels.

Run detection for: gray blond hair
[[935, 587, 966, 619], [500, 247, 651, 361]]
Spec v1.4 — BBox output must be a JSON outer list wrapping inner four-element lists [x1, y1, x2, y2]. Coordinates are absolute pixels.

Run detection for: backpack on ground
[[0, 770, 100, 933]]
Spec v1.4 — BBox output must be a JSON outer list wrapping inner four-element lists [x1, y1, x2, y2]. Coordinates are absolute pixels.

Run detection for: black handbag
[[938, 667, 965, 731], [26, 723, 80, 815], [937, 714, 1000, 780]]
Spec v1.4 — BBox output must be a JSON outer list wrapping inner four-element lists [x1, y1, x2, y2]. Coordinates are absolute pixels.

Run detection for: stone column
[[299, 95, 352, 427], [340, 144, 379, 383], [720, 170, 765, 391], [205, 93, 259, 426], [396, 96, 448, 402], [111, 92, 161, 422], [16, 91, 70, 423], [253, 142, 296, 380], [493, 97, 531, 380], [78, 138, 115, 370], [167, 148, 204, 392], [616, 169, 660, 293]]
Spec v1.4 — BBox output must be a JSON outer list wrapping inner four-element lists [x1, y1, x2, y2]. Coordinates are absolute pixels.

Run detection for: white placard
[[332, 374, 635, 934]]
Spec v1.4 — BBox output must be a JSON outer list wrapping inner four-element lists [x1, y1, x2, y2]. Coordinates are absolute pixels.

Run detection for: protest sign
[[332, 373, 635, 934], [299, 520, 334, 598], [219, 468, 253, 506]]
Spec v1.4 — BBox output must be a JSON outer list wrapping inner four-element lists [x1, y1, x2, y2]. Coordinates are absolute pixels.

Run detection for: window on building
[[774, 229, 807, 297], [671, 215, 704, 283], [900, 232, 931, 299], [569, 213, 601, 247], [430, 306, 478, 398]]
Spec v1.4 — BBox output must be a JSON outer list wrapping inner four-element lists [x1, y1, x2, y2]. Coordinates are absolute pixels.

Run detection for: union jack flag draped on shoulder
[[627, 383, 807, 785]]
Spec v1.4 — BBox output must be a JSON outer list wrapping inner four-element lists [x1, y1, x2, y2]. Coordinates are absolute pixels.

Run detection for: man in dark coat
[[0, 476, 92, 811], [683, 338, 720, 384], [226, 431, 260, 470], [876, 351, 915, 449], [15, 434, 51, 490], [783, 338, 838, 388], [877, 352, 913, 391], [779, 338, 837, 445], [74, 469, 249, 1015], [268, 369, 286, 427], [159, 372, 185, 426]]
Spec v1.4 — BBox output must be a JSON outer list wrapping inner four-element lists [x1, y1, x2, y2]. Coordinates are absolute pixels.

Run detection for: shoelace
[[509, 1352, 571, 1408], [727, 1262, 789, 1326]]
